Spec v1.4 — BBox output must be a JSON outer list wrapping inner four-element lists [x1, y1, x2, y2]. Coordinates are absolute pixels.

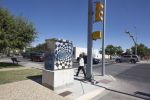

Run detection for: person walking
[[76, 54, 86, 78]]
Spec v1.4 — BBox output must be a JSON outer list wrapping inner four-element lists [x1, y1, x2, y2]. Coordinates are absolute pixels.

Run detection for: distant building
[[73, 47, 109, 59]]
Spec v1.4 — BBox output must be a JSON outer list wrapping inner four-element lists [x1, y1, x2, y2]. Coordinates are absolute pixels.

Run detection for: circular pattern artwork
[[54, 41, 73, 69]]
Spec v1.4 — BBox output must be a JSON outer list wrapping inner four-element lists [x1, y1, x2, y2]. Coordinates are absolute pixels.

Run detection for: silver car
[[115, 55, 139, 64]]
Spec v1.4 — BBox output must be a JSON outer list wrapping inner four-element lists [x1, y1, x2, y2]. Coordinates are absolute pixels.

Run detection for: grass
[[0, 69, 42, 85], [0, 62, 21, 69]]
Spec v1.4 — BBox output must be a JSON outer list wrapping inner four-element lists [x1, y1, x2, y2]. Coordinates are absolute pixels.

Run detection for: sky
[[0, 0, 150, 51]]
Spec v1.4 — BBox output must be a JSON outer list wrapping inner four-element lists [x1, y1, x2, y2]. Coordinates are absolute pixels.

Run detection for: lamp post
[[125, 31, 137, 55]]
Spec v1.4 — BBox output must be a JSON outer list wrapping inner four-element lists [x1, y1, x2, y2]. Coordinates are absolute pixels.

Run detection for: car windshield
[[132, 56, 137, 58], [123, 55, 131, 58]]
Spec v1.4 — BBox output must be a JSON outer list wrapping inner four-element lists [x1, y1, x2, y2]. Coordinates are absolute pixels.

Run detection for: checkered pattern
[[54, 40, 73, 70]]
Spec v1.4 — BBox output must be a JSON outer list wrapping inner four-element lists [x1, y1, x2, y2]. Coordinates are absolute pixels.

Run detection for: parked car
[[115, 55, 139, 64], [30, 52, 45, 62], [22, 52, 30, 58], [77, 56, 100, 64]]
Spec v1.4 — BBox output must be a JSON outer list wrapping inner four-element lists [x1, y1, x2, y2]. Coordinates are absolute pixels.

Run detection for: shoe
[[74, 75, 78, 76]]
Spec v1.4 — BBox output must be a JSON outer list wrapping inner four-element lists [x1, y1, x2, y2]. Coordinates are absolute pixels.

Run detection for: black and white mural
[[44, 39, 73, 70]]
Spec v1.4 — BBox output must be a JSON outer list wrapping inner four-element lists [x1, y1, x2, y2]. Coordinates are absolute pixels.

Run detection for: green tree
[[131, 43, 149, 58], [0, 8, 37, 54], [0, 8, 14, 52], [115, 46, 123, 55], [105, 45, 116, 59], [102, 45, 124, 59], [32, 43, 47, 52], [125, 49, 132, 55]]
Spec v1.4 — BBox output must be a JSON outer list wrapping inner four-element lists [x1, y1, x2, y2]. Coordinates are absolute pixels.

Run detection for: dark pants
[[76, 66, 86, 77]]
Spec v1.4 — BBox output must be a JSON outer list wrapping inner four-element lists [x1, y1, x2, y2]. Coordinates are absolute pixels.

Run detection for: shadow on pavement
[[74, 77, 86, 82], [135, 91, 150, 98], [27, 75, 42, 84]]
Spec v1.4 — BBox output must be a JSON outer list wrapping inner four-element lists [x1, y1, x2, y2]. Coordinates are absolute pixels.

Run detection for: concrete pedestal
[[42, 68, 74, 90]]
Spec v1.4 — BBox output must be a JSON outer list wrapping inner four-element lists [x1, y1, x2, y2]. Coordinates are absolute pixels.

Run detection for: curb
[[75, 88, 105, 100]]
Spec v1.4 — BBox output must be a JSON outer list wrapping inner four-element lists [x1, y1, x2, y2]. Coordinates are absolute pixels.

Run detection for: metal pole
[[86, 0, 93, 80], [125, 31, 137, 55], [135, 42, 137, 55], [135, 27, 137, 55], [102, 0, 106, 76]]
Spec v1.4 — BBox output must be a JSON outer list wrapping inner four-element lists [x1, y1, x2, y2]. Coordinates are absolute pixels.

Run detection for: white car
[[115, 55, 139, 64]]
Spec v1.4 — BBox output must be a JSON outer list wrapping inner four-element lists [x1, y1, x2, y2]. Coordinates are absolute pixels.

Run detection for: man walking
[[76, 54, 86, 78]]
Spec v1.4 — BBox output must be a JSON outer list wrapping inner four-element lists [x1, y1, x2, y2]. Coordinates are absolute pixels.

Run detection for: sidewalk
[[0, 74, 109, 100], [0, 80, 70, 100], [0, 67, 30, 71], [0, 68, 114, 100], [54, 69, 116, 100], [137, 60, 150, 64]]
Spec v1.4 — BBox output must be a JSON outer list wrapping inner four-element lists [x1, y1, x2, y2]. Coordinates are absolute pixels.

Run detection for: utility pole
[[86, 0, 93, 80], [134, 27, 138, 56], [125, 31, 137, 55], [87, 0, 106, 79], [102, 0, 106, 76]]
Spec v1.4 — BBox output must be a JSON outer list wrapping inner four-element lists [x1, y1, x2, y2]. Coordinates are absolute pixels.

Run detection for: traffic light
[[92, 31, 102, 40], [95, 2, 104, 22]]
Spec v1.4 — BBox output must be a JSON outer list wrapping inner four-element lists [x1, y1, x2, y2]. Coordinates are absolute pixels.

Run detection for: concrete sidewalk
[[54, 76, 106, 100], [54, 69, 116, 100], [0, 76, 107, 100], [0, 80, 70, 100], [0, 67, 108, 100], [0, 67, 30, 71]]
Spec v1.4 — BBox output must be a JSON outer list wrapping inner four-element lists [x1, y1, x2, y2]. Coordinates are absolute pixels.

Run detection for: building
[[73, 47, 109, 59]]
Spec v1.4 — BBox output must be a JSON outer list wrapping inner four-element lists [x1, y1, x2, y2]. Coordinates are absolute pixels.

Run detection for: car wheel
[[116, 59, 121, 63], [130, 60, 136, 64]]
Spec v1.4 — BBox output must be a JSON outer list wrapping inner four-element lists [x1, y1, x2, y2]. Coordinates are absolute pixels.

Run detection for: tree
[[0, 8, 14, 52], [131, 43, 150, 58], [105, 45, 116, 59], [32, 43, 47, 52], [0, 8, 38, 54], [102, 45, 124, 59], [115, 46, 123, 55], [125, 49, 132, 55]]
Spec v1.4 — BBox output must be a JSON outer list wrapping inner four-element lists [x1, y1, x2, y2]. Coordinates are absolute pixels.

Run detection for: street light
[[125, 31, 137, 55]]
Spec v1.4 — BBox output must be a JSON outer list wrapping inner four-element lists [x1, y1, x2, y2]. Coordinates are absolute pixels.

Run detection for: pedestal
[[42, 68, 74, 90]]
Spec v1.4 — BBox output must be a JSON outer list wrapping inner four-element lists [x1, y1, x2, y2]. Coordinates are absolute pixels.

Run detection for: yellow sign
[[92, 31, 102, 40]]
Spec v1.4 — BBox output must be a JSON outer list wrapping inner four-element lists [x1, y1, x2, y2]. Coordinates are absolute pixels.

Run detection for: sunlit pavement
[[92, 63, 150, 100]]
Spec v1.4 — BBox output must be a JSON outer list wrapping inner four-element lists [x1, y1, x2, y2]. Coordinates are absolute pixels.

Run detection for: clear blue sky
[[1, 0, 150, 51]]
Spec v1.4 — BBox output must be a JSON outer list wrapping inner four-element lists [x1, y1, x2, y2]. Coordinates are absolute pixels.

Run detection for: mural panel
[[44, 39, 73, 70]]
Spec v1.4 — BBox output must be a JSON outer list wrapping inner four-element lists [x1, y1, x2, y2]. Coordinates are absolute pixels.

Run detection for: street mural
[[44, 39, 73, 70]]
